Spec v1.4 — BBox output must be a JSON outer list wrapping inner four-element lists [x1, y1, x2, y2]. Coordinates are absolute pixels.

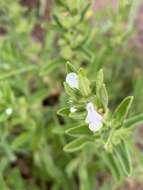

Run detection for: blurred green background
[[0, 0, 143, 189]]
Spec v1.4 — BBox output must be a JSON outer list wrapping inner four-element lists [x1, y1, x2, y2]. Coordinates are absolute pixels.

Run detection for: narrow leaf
[[78, 76, 91, 97], [99, 83, 108, 109], [80, 3, 90, 22], [63, 137, 89, 152], [11, 132, 31, 150], [39, 60, 61, 76], [113, 96, 134, 127], [124, 113, 143, 128], [114, 141, 132, 176], [66, 125, 92, 137], [96, 69, 104, 95], [102, 152, 122, 181], [64, 82, 77, 99], [66, 61, 77, 73], [57, 107, 70, 117]]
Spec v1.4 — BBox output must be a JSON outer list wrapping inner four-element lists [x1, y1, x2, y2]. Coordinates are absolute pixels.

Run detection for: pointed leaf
[[11, 132, 31, 150], [66, 125, 92, 137], [63, 137, 89, 152], [57, 107, 70, 117], [66, 158, 79, 176], [79, 164, 90, 190], [69, 112, 86, 120], [113, 96, 134, 127], [39, 60, 60, 76], [114, 141, 132, 176], [96, 69, 104, 95], [64, 82, 76, 99], [78, 76, 91, 97], [66, 61, 77, 73], [80, 3, 90, 22], [99, 83, 108, 109], [102, 152, 123, 181], [124, 113, 143, 128]]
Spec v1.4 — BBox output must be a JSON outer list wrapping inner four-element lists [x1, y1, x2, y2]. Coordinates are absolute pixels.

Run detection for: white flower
[[5, 108, 13, 115], [86, 102, 103, 132], [66, 72, 78, 89], [70, 107, 77, 113]]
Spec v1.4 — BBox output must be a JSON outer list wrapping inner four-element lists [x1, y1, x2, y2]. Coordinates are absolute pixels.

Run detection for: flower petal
[[86, 102, 103, 132], [66, 72, 78, 89]]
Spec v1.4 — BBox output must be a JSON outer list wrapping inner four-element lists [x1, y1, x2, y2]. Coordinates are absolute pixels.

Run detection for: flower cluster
[[65, 72, 103, 132]]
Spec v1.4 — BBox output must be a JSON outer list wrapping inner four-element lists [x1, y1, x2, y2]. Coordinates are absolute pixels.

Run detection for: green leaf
[[124, 113, 143, 128], [66, 158, 79, 176], [113, 96, 134, 127], [99, 83, 108, 109], [96, 69, 104, 95], [38, 148, 63, 183], [80, 3, 90, 22], [57, 107, 70, 117], [102, 152, 123, 181], [1, 142, 16, 162], [53, 14, 66, 31], [66, 61, 77, 73], [69, 112, 86, 120], [66, 125, 92, 137], [0, 174, 9, 190], [39, 60, 61, 76], [11, 132, 31, 150], [78, 74, 91, 97], [64, 82, 77, 99], [63, 137, 89, 152], [79, 164, 90, 190], [114, 141, 132, 176]]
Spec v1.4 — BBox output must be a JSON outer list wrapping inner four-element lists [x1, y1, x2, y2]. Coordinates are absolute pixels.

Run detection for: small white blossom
[[5, 108, 13, 115], [66, 72, 78, 89], [70, 107, 77, 113], [86, 102, 103, 132]]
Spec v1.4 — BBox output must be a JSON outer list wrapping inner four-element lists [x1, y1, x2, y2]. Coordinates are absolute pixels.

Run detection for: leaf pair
[[63, 125, 93, 152]]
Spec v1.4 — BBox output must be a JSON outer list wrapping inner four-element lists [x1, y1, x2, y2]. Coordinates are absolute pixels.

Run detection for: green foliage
[[61, 65, 139, 183], [0, 0, 143, 189]]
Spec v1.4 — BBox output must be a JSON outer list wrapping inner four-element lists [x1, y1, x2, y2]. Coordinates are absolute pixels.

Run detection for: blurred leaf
[[0, 174, 9, 190], [96, 69, 104, 95], [79, 164, 90, 190], [11, 132, 31, 150], [39, 60, 61, 76], [79, 3, 90, 22], [1, 142, 16, 162], [103, 152, 123, 181], [66, 158, 79, 176], [66, 61, 77, 73], [124, 113, 143, 128], [57, 107, 70, 117], [114, 141, 132, 176]]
